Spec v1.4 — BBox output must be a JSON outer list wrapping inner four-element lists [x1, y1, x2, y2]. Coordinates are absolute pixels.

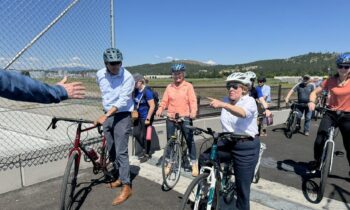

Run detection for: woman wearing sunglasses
[[308, 53, 350, 174], [204, 72, 260, 210]]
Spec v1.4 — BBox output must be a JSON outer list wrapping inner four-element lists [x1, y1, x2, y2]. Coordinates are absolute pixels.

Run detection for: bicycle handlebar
[[186, 125, 251, 140], [46, 117, 102, 134]]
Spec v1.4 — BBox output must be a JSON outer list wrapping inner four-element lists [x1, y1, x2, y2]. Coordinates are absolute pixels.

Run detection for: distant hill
[[126, 52, 339, 78]]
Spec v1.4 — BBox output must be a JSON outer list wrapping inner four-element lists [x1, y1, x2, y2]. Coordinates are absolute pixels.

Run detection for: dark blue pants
[[199, 137, 260, 210], [166, 118, 196, 161], [314, 111, 350, 167]]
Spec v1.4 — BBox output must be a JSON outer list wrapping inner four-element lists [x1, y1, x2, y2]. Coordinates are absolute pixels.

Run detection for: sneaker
[[304, 132, 310, 136], [308, 161, 320, 173], [192, 163, 199, 177], [139, 154, 150, 163]]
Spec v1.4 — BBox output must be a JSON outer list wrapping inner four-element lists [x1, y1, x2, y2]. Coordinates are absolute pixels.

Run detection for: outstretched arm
[[0, 70, 85, 103]]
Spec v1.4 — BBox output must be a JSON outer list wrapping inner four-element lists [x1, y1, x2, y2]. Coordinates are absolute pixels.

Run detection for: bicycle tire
[[180, 173, 220, 210], [59, 151, 79, 210], [286, 113, 297, 138], [317, 142, 332, 203], [252, 167, 260, 184], [162, 139, 182, 189]]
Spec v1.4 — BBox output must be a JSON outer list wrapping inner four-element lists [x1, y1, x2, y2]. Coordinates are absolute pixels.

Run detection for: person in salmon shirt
[[308, 53, 350, 175], [155, 63, 198, 176]]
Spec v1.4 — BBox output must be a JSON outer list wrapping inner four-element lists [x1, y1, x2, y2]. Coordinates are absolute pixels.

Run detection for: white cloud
[[71, 56, 81, 62], [26, 56, 40, 63], [204, 59, 216, 65], [165, 56, 174, 60], [154, 55, 160, 59]]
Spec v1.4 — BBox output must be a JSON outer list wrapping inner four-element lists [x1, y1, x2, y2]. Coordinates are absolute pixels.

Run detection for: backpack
[[142, 86, 159, 115]]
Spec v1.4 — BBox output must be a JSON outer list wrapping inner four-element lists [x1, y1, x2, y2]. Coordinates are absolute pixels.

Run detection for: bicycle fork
[[319, 127, 335, 173]]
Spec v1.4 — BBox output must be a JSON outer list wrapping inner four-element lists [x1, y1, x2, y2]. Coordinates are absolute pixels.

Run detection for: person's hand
[[284, 98, 289, 104], [57, 76, 86, 99], [265, 109, 272, 117], [207, 97, 225, 109], [190, 113, 197, 120], [155, 109, 163, 118], [94, 115, 107, 126], [308, 102, 316, 111], [145, 119, 151, 125]]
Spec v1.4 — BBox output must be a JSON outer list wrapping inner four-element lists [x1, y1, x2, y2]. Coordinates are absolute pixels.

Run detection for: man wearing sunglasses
[[95, 48, 134, 205], [285, 74, 315, 136], [308, 53, 350, 174]]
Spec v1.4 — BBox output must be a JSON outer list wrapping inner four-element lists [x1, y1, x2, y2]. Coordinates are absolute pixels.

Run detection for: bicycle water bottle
[[85, 146, 98, 161], [146, 126, 152, 141], [210, 144, 217, 160]]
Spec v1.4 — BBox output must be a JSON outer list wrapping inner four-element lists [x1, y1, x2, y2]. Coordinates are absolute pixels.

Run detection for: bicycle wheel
[[286, 113, 297, 138], [180, 173, 220, 210], [162, 139, 182, 189], [59, 151, 79, 210], [317, 142, 332, 203]]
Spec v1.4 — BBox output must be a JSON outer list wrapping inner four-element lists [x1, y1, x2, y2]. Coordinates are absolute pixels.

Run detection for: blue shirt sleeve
[[255, 86, 263, 98], [0, 70, 68, 103], [144, 88, 154, 101]]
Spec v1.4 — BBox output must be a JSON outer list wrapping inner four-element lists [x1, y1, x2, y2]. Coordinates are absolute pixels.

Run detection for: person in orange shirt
[[156, 63, 198, 176], [308, 53, 350, 175]]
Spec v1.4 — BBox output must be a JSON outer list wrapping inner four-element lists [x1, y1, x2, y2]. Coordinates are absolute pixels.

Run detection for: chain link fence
[[0, 0, 111, 171]]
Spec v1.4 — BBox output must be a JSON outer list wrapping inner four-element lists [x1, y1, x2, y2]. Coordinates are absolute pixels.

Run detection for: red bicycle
[[46, 117, 113, 210]]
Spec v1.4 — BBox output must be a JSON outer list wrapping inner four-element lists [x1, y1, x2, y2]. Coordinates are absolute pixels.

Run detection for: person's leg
[[295, 105, 303, 131], [303, 107, 312, 134], [113, 113, 132, 185], [103, 117, 117, 176], [165, 119, 176, 159], [338, 114, 350, 170], [133, 120, 145, 157], [181, 118, 198, 176], [181, 118, 196, 162], [313, 112, 336, 163], [232, 138, 260, 210]]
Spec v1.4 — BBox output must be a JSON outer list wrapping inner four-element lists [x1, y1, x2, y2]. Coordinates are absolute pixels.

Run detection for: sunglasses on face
[[109, 61, 121, 66], [226, 83, 240, 90], [337, 64, 350, 70]]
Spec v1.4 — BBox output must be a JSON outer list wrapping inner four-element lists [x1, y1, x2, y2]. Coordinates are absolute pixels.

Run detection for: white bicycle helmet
[[245, 71, 256, 80], [226, 72, 252, 86]]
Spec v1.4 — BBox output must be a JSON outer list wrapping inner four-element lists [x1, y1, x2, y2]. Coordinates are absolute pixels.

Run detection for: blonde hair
[[239, 84, 249, 95]]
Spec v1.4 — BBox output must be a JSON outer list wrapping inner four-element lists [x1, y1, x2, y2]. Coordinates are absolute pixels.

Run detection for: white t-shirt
[[220, 95, 258, 137]]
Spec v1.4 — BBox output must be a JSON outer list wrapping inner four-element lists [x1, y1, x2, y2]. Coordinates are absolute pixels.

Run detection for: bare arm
[[207, 97, 246, 118]]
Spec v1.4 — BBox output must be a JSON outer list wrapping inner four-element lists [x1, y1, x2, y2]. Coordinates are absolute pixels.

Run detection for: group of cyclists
[[1, 47, 349, 209], [58, 48, 350, 208]]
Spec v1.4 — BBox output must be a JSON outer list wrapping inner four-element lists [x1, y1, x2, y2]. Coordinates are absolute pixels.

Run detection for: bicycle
[[46, 117, 113, 210], [313, 107, 340, 203], [180, 126, 263, 210], [285, 101, 308, 138], [161, 114, 191, 189]]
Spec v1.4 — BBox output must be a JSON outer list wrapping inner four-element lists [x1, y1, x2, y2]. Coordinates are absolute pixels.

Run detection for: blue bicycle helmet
[[336, 53, 350, 66], [103, 48, 123, 63], [171, 63, 186, 73]]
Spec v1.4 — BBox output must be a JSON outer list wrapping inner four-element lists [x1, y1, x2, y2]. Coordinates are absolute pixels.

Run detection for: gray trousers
[[103, 112, 131, 184]]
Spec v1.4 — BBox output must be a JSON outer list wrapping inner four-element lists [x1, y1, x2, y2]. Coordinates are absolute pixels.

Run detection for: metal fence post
[[277, 84, 282, 109]]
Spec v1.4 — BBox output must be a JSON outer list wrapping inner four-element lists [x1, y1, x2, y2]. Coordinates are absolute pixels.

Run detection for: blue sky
[[116, 0, 350, 66], [1, 0, 350, 70]]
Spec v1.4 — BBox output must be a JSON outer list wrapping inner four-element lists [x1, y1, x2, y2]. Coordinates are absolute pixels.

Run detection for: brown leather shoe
[[112, 184, 132, 205], [107, 179, 122, 189]]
